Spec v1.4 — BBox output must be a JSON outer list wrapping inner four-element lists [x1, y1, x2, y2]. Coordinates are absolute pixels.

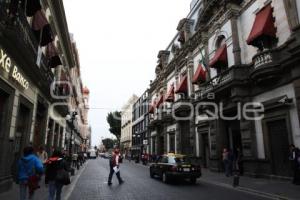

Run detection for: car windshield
[[169, 156, 191, 164]]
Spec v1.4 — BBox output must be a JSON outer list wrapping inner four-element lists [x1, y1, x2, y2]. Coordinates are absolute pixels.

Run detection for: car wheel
[[190, 177, 197, 184], [162, 172, 169, 183], [150, 168, 154, 178]]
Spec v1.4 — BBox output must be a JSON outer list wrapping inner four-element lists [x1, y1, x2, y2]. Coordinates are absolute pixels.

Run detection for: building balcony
[[161, 109, 173, 123], [250, 49, 281, 84], [51, 84, 70, 116], [0, 2, 54, 97], [195, 66, 249, 101], [148, 110, 164, 127], [173, 97, 192, 118]]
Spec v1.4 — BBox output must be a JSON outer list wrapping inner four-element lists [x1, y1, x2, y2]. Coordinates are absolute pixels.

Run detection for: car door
[[159, 156, 169, 176], [153, 156, 163, 175]]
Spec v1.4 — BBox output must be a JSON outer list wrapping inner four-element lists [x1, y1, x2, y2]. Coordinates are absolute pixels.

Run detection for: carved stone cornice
[[195, 0, 242, 32], [177, 18, 195, 32], [157, 50, 170, 68], [163, 28, 207, 79]]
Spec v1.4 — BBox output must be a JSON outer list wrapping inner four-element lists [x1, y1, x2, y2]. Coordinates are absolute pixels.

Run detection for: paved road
[[68, 158, 268, 200]]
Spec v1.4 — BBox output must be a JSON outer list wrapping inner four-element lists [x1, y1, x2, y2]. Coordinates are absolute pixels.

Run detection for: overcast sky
[[63, 0, 191, 146]]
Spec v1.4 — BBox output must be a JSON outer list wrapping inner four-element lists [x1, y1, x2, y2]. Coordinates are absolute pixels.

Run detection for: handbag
[[28, 175, 40, 195], [56, 168, 71, 185], [22, 160, 40, 195]]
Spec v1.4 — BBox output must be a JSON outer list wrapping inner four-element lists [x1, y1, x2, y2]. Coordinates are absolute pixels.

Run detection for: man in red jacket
[[108, 149, 124, 185]]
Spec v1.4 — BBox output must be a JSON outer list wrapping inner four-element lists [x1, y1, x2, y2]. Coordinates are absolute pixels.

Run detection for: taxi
[[149, 153, 201, 184]]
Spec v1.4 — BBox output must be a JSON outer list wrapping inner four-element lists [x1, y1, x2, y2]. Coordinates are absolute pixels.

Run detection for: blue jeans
[[20, 182, 34, 200], [48, 181, 63, 200]]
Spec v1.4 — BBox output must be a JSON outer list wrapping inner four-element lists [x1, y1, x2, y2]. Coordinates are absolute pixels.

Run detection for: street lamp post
[[66, 111, 78, 156]]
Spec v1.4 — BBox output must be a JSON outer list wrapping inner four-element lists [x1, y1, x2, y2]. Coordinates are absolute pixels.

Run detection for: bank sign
[[0, 48, 29, 90]]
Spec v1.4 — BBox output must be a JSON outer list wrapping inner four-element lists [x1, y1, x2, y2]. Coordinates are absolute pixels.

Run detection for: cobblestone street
[[68, 158, 267, 200]]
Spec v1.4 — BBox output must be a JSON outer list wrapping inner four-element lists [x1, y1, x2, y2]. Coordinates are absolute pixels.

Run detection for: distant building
[[120, 95, 138, 154], [132, 90, 150, 158]]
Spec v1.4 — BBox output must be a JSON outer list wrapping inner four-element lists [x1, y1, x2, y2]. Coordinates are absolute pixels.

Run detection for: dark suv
[[149, 153, 201, 184]]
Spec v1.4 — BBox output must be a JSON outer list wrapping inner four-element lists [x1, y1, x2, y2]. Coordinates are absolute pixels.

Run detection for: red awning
[[209, 44, 228, 68], [165, 84, 175, 102], [156, 95, 164, 108], [192, 63, 206, 84], [46, 43, 62, 68], [46, 43, 57, 58], [32, 10, 48, 31], [33, 24, 53, 46], [178, 31, 185, 43], [149, 101, 156, 114], [246, 4, 276, 47], [49, 56, 62, 68], [175, 75, 188, 94]]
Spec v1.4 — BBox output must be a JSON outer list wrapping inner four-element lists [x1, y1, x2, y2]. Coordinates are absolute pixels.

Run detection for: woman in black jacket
[[45, 150, 69, 200]]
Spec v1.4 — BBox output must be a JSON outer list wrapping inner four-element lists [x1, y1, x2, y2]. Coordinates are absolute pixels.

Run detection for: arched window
[[216, 35, 226, 49], [209, 35, 228, 74]]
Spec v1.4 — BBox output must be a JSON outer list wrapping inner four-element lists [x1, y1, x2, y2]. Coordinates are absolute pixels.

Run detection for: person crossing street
[[107, 149, 124, 186]]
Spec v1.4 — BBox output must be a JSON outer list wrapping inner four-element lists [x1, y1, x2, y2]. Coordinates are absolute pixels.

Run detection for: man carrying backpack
[[107, 149, 124, 186], [45, 149, 70, 200]]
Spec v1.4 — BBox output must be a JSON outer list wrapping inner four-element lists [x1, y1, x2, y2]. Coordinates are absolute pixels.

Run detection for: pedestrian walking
[[128, 152, 131, 162], [18, 146, 44, 200], [234, 148, 243, 175], [45, 149, 70, 200], [222, 148, 231, 177], [289, 144, 300, 185], [36, 146, 48, 164], [107, 149, 124, 186], [72, 153, 79, 169]]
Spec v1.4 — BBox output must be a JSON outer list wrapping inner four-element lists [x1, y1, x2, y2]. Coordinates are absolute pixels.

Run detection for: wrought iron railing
[[253, 49, 276, 69], [195, 66, 247, 98]]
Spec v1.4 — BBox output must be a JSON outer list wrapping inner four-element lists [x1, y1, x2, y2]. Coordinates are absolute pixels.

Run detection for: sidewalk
[[0, 162, 86, 200], [200, 168, 300, 200]]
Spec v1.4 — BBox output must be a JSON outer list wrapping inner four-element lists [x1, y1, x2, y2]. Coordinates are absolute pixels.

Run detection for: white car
[[89, 149, 97, 159]]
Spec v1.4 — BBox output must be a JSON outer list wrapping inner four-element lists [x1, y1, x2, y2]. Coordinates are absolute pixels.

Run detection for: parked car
[[149, 153, 201, 184]]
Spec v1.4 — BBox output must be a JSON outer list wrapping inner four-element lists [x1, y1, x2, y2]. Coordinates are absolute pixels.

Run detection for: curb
[[63, 161, 88, 200], [200, 179, 293, 200]]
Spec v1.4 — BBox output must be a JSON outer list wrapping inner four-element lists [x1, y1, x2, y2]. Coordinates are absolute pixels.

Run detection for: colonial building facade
[[121, 95, 138, 154], [147, 0, 300, 179], [0, 0, 90, 192]]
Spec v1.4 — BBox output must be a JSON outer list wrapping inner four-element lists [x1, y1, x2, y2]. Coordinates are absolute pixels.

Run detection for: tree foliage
[[102, 138, 117, 150], [106, 111, 121, 142]]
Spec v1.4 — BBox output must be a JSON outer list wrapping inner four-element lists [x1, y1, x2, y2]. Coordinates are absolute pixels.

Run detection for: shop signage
[[0, 48, 29, 90], [143, 140, 148, 145]]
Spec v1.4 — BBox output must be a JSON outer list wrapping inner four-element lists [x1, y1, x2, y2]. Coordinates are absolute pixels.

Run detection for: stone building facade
[[0, 0, 89, 192], [121, 95, 138, 154], [147, 0, 300, 179]]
